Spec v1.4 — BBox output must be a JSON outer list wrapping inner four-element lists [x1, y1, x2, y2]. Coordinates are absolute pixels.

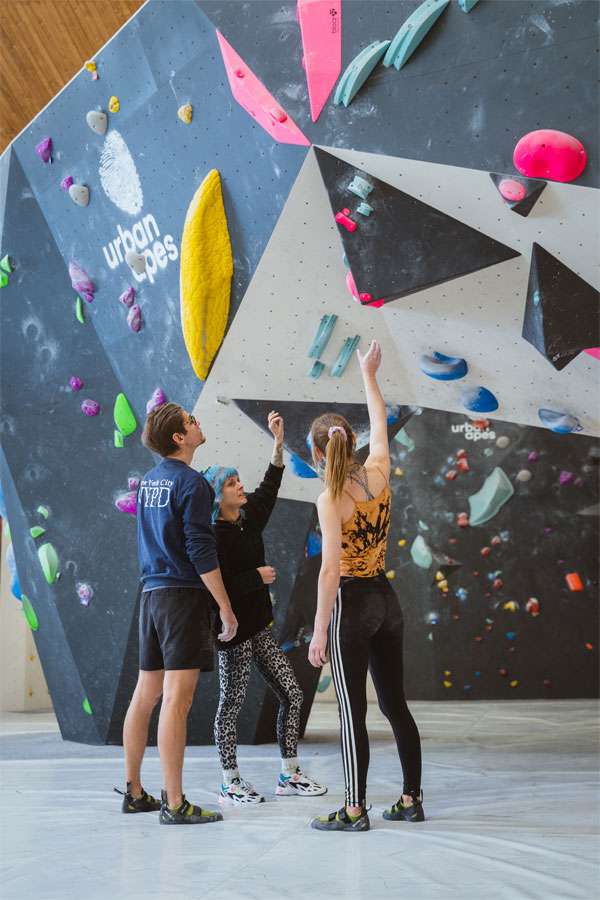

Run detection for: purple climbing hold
[[116, 491, 137, 515], [119, 286, 135, 307], [61, 176, 74, 191], [559, 470, 574, 485], [36, 137, 52, 163], [69, 262, 95, 295], [528, 451, 539, 462], [127, 304, 142, 332], [70, 376, 82, 391], [574, 477, 583, 487], [146, 388, 166, 414], [128, 476, 140, 491], [81, 399, 100, 416], [81, 292, 94, 303]]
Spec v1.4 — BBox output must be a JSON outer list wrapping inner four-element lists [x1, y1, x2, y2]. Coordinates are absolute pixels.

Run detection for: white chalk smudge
[[99, 131, 143, 216]]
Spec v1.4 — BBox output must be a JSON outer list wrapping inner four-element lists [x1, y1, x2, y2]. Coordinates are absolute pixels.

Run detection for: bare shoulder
[[365, 453, 391, 480]]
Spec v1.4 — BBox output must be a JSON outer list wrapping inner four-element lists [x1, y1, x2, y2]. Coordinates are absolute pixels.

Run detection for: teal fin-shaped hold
[[114, 393, 137, 436], [307, 360, 325, 379], [30, 526, 46, 539], [0, 254, 13, 273], [394, 427, 415, 452], [383, 0, 451, 70], [21, 595, 39, 631], [410, 535, 433, 569], [330, 336, 360, 377], [458, 0, 480, 12], [334, 40, 391, 107], [468, 467, 514, 527], [38, 542, 59, 584], [308, 314, 338, 358]]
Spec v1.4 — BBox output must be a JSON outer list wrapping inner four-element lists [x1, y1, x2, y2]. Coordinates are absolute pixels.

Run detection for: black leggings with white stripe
[[329, 572, 422, 807]]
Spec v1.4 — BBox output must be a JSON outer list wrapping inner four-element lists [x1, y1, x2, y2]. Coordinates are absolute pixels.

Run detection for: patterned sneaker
[[383, 791, 425, 822], [219, 777, 265, 806], [311, 806, 370, 832], [113, 782, 161, 814], [159, 790, 223, 824], [276, 768, 327, 797]]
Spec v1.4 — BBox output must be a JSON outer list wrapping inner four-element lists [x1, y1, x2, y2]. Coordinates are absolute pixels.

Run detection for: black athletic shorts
[[139, 587, 216, 671]]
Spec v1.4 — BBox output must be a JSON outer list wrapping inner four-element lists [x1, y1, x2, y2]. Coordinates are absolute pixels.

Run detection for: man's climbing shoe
[[383, 791, 425, 822], [159, 790, 223, 824], [311, 806, 370, 832], [114, 782, 161, 814]]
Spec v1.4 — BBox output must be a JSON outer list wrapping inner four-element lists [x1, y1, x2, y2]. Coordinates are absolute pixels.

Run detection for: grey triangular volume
[[313, 147, 520, 306], [522, 242, 599, 370], [489, 172, 547, 217]]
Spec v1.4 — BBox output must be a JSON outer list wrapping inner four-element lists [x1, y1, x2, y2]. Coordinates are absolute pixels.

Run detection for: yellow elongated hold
[[180, 169, 233, 380]]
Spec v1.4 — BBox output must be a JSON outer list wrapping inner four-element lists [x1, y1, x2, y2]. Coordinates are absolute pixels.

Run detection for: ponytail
[[310, 414, 354, 501]]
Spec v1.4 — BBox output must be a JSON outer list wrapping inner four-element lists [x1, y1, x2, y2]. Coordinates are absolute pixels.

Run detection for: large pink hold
[[69, 261, 95, 294], [116, 491, 137, 515], [146, 388, 166, 414], [36, 137, 52, 163], [513, 129, 586, 182], [127, 304, 142, 332], [82, 399, 100, 416]]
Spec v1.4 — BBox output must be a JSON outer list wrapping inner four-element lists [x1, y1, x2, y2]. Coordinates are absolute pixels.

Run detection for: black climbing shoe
[[114, 782, 161, 814], [383, 791, 425, 822], [159, 790, 223, 824], [311, 806, 370, 832]]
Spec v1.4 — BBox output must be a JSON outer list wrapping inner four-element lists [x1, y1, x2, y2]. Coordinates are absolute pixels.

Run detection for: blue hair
[[202, 466, 242, 523]]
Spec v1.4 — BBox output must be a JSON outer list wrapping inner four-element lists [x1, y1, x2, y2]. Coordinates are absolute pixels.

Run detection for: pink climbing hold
[[558, 470, 574, 485], [36, 137, 52, 163], [81, 399, 100, 416], [359, 293, 372, 303], [127, 304, 142, 332], [146, 388, 166, 414], [498, 179, 526, 202], [583, 348, 600, 360], [297, 0, 342, 123], [61, 176, 73, 191], [119, 287, 135, 307], [346, 271, 359, 301], [81, 292, 94, 303], [69, 377, 82, 391], [457, 512, 469, 527], [127, 477, 140, 491], [335, 209, 357, 232], [365, 298, 385, 309], [69, 261, 95, 294], [513, 129, 586, 182], [116, 491, 137, 516]]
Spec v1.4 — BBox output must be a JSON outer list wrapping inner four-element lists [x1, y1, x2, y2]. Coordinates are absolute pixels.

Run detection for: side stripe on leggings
[[329, 589, 359, 806]]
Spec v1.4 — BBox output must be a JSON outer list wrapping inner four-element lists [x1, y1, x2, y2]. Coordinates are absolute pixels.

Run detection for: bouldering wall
[[0, 0, 598, 743]]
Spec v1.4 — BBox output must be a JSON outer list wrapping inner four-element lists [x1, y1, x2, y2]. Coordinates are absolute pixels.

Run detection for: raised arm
[[308, 491, 342, 667], [357, 340, 390, 475]]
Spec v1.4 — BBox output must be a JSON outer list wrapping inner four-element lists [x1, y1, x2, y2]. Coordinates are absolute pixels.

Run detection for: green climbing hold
[[21, 595, 39, 631], [410, 535, 433, 569], [114, 393, 137, 436], [83, 698, 92, 715], [76, 296, 85, 324], [38, 542, 58, 584], [0, 254, 13, 273], [114, 430, 124, 448], [0, 273, 8, 288], [37, 506, 49, 518], [30, 526, 46, 539], [468, 467, 514, 527]]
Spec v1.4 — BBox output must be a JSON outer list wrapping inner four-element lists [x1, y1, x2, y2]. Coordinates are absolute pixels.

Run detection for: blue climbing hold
[[460, 386, 499, 413], [288, 454, 318, 479], [419, 351, 468, 381], [306, 529, 323, 558], [506, 632, 516, 640], [538, 409, 582, 434], [6, 543, 22, 600]]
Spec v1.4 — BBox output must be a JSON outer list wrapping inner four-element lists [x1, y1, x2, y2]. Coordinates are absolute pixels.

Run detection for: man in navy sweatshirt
[[116, 402, 238, 825]]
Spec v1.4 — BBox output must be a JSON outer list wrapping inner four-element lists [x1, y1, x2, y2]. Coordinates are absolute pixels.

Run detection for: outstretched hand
[[268, 410, 284, 443], [357, 340, 382, 377]]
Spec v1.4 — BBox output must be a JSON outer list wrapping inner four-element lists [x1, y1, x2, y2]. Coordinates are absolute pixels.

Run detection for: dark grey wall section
[[199, 0, 599, 187]]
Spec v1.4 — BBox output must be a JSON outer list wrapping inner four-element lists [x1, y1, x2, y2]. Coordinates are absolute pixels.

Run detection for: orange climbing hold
[[566, 572, 583, 591]]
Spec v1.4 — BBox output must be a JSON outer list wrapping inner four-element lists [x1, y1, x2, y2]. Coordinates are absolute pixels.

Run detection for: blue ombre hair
[[202, 466, 242, 523]]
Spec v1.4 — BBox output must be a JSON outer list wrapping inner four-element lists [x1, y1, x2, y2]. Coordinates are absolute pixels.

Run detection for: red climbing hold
[[543, 679, 551, 687], [526, 597, 540, 615], [475, 636, 483, 643], [485, 625, 493, 632], [498, 668, 507, 676], [498, 179, 526, 202], [446, 469, 458, 481], [513, 129, 586, 182], [472, 570, 479, 576], [490, 535, 502, 546], [452, 614, 460, 621], [509, 647, 516, 653], [449, 538, 457, 544], [565, 572, 583, 591], [457, 458, 469, 473], [456, 449, 467, 459], [585, 642, 593, 651], [493, 578, 503, 590], [480, 547, 491, 556]]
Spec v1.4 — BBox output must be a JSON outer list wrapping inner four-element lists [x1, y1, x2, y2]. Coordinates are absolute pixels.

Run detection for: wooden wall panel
[[0, 0, 144, 152]]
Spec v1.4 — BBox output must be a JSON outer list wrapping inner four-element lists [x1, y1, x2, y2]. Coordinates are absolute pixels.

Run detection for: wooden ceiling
[[0, 0, 145, 153]]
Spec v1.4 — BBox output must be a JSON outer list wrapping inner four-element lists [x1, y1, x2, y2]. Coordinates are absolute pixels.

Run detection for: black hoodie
[[213, 463, 283, 649]]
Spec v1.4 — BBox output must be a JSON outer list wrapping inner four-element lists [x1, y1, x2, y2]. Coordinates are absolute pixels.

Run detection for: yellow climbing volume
[[180, 169, 233, 380]]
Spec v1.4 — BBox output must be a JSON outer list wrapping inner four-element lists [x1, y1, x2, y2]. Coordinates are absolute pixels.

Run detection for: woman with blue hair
[[204, 411, 326, 806]]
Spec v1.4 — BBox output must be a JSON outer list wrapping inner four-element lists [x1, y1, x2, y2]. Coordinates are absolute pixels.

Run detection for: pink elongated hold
[[498, 179, 526, 202], [335, 208, 356, 231], [61, 176, 73, 191], [127, 304, 142, 332], [70, 376, 82, 390], [365, 297, 385, 309], [69, 261, 95, 294], [116, 491, 137, 516], [81, 399, 100, 416], [119, 286, 135, 307], [146, 388, 166, 414], [583, 348, 600, 360], [513, 129, 586, 182], [346, 271, 359, 301], [36, 137, 52, 163], [128, 477, 140, 491]]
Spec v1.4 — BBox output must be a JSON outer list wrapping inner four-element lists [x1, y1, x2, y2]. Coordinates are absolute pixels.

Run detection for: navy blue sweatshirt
[[137, 458, 218, 591]]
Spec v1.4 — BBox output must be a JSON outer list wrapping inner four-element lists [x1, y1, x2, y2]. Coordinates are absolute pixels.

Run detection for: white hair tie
[[328, 426, 346, 440]]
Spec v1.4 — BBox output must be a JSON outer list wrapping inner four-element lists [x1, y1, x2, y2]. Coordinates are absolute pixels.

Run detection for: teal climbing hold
[[21, 595, 39, 631], [0, 254, 13, 273], [468, 467, 514, 527], [383, 0, 451, 71], [307, 360, 325, 379], [348, 176, 374, 200], [356, 202, 374, 217], [37, 506, 49, 518], [308, 315, 337, 358], [38, 542, 59, 584], [114, 393, 137, 436], [334, 40, 391, 107], [83, 698, 92, 715], [30, 526, 46, 539], [410, 535, 433, 569], [393, 427, 415, 452], [114, 430, 124, 448], [316, 675, 332, 693], [458, 0, 480, 12], [330, 336, 360, 377]]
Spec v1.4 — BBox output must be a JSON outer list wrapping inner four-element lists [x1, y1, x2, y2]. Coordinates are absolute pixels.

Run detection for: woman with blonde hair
[[308, 340, 424, 832]]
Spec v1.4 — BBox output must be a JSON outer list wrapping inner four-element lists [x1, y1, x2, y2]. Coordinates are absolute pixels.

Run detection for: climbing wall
[[0, 0, 598, 743]]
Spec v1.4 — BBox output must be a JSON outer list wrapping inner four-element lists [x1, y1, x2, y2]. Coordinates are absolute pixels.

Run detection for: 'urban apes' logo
[[451, 422, 496, 442], [102, 214, 178, 285], [139, 477, 173, 507]]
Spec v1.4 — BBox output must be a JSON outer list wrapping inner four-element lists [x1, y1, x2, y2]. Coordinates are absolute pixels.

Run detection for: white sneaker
[[276, 768, 327, 796], [218, 777, 265, 805]]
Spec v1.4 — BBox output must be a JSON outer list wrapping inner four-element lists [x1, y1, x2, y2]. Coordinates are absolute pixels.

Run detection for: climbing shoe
[[159, 790, 223, 824], [383, 791, 425, 822], [311, 806, 370, 832], [114, 782, 161, 814]]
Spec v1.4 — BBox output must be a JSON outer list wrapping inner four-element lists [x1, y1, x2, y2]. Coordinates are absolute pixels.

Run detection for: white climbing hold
[[86, 110, 108, 135], [69, 184, 90, 207], [125, 251, 146, 274]]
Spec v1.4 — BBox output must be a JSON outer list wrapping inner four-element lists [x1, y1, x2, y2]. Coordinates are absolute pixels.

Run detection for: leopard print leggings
[[214, 627, 304, 771]]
